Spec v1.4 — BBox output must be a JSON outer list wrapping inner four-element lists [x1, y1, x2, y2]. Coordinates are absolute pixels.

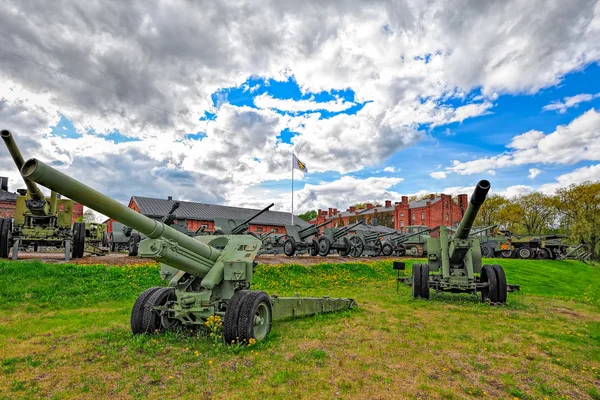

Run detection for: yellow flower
[[209, 360, 213, 365]]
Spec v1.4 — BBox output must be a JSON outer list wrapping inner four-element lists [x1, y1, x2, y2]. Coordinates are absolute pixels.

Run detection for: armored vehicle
[[468, 225, 513, 258], [498, 231, 568, 259]]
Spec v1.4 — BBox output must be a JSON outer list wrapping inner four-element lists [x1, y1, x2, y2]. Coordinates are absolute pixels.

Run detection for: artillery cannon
[[108, 221, 129, 252], [258, 231, 286, 255], [212, 203, 274, 235], [399, 180, 512, 304], [385, 227, 433, 257], [348, 228, 398, 257], [83, 222, 110, 255], [0, 130, 85, 260], [319, 221, 364, 257], [21, 158, 356, 343], [283, 220, 333, 257]]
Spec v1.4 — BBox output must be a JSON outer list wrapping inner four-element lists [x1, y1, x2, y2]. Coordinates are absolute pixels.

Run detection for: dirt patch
[[256, 254, 407, 266]]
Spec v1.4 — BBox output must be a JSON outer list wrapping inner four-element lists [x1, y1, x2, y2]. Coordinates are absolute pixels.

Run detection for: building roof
[[409, 196, 441, 209], [131, 196, 310, 228], [0, 190, 17, 202], [352, 224, 397, 233]]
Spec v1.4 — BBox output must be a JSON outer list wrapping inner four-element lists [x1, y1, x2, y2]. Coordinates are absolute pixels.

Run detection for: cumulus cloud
[[383, 166, 397, 173], [430, 171, 447, 179], [253, 93, 355, 113], [449, 108, 600, 175], [528, 168, 542, 179], [538, 163, 600, 193], [543, 93, 600, 113]]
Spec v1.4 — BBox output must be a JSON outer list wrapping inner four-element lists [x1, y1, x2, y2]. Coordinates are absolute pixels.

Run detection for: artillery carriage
[[318, 221, 364, 257], [348, 227, 397, 257], [283, 220, 333, 257], [385, 227, 433, 257], [21, 158, 356, 344]]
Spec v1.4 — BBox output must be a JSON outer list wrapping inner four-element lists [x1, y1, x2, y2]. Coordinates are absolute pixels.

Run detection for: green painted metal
[[213, 203, 274, 235], [22, 158, 356, 342]]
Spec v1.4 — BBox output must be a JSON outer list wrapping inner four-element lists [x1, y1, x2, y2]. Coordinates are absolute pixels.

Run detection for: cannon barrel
[[468, 224, 498, 237], [21, 159, 221, 276], [300, 219, 332, 234], [1, 130, 45, 202], [454, 180, 490, 240], [238, 203, 274, 228]]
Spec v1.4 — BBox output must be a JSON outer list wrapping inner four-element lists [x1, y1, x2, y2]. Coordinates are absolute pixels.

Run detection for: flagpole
[[291, 152, 294, 225]]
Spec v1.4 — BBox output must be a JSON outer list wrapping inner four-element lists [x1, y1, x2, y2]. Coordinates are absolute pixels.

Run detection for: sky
[[1, 0, 600, 216]]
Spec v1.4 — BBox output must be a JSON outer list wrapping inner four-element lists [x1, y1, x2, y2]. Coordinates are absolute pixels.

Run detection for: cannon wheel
[[318, 236, 331, 257], [381, 242, 394, 257], [396, 244, 406, 257], [237, 291, 272, 343], [128, 232, 141, 256], [480, 265, 499, 303], [72, 222, 86, 259], [370, 240, 383, 257], [349, 236, 364, 257], [130, 287, 164, 334], [141, 287, 176, 333], [283, 238, 296, 257], [339, 237, 352, 257], [309, 239, 319, 256], [102, 231, 109, 247], [517, 246, 532, 259], [224, 290, 251, 344], [412, 263, 422, 298], [420, 263, 430, 299], [538, 248, 552, 260], [0, 218, 11, 258], [108, 233, 115, 252], [492, 264, 507, 304]]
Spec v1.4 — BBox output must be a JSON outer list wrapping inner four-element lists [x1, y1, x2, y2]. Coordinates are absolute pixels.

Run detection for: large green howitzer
[[0, 130, 86, 260], [397, 180, 513, 304], [319, 220, 365, 257], [212, 203, 274, 235], [348, 228, 398, 257], [21, 158, 356, 343], [283, 220, 333, 257]]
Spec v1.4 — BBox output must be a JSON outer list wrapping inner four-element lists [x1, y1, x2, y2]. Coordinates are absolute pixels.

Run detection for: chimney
[[327, 207, 332, 217], [429, 194, 435, 200], [168, 196, 173, 201], [395, 201, 400, 205], [385, 200, 391, 208], [402, 196, 408, 204], [349, 206, 356, 213], [0, 177, 7, 192], [333, 208, 338, 215], [366, 203, 373, 210]]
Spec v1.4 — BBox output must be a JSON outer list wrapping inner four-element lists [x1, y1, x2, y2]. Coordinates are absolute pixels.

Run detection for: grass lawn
[[0, 258, 599, 399]]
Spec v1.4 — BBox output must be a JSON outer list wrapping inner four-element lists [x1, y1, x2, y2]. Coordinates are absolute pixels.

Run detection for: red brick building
[[314, 193, 469, 232], [105, 195, 309, 234]]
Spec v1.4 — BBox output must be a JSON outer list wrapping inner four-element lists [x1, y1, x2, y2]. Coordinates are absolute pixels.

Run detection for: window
[[446, 213, 449, 222], [412, 213, 416, 220], [421, 212, 425, 220], [400, 220, 404, 227], [256, 227, 263, 232], [400, 212, 404, 217], [445, 201, 448, 208]]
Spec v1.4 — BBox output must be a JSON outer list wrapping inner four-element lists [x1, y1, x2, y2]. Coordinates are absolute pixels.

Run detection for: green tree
[[82, 208, 98, 223], [298, 210, 317, 222], [474, 194, 508, 226], [512, 192, 556, 234], [554, 181, 600, 260]]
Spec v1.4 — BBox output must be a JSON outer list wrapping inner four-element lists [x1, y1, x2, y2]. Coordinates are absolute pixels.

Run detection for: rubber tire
[[318, 236, 331, 257], [102, 231, 109, 247], [481, 265, 499, 303], [237, 291, 273, 343], [518, 246, 532, 259], [283, 238, 296, 257], [481, 245, 492, 258], [382, 242, 394, 257], [396, 244, 406, 257], [538, 248, 551, 260], [141, 287, 175, 334], [309, 239, 319, 256], [223, 290, 251, 344], [0, 218, 10, 258], [109, 233, 115, 252], [500, 250, 513, 258], [493, 264, 507, 304], [339, 237, 352, 257], [128, 232, 141, 256], [131, 287, 164, 334], [412, 263, 422, 299], [420, 263, 430, 299], [371, 240, 383, 257], [349, 236, 364, 257], [72, 222, 85, 259]]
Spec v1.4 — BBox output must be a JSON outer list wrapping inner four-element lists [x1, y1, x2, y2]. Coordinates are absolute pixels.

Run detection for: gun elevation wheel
[[141, 287, 176, 333], [339, 237, 352, 257], [131, 286, 164, 334], [381, 242, 394, 257], [224, 290, 251, 344], [309, 239, 319, 256], [480, 264, 499, 303], [237, 291, 272, 343], [412, 263, 422, 298], [0, 218, 11, 258], [349, 236, 364, 257], [318, 236, 331, 257], [128, 232, 141, 256], [283, 238, 296, 257]]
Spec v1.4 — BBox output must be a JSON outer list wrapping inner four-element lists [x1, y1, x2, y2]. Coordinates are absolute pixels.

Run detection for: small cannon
[[398, 180, 513, 304], [348, 228, 398, 257], [283, 220, 333, 257], [22, 158, 356, 343], [212, 203, 274, 235], [319, 220, 365, 257], [385, 227, 433, 257]]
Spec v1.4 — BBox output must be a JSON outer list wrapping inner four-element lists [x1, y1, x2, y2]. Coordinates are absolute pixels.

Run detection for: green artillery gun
[[399, 180, 512, 304], [21, 158, 356, 343], [319, 221, 365, 257], [283, 220, 333, 257], [212, 203, 274, 236], [468, 225, 513, 258], [82, 222, 110, 256], [0, 130, 85, 260], [348, 227, 398, 257], [258, 231, 286, 255], [108, 221, 129, 252], [385, 227, 433, 257], [397, 225, 432, 257]]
